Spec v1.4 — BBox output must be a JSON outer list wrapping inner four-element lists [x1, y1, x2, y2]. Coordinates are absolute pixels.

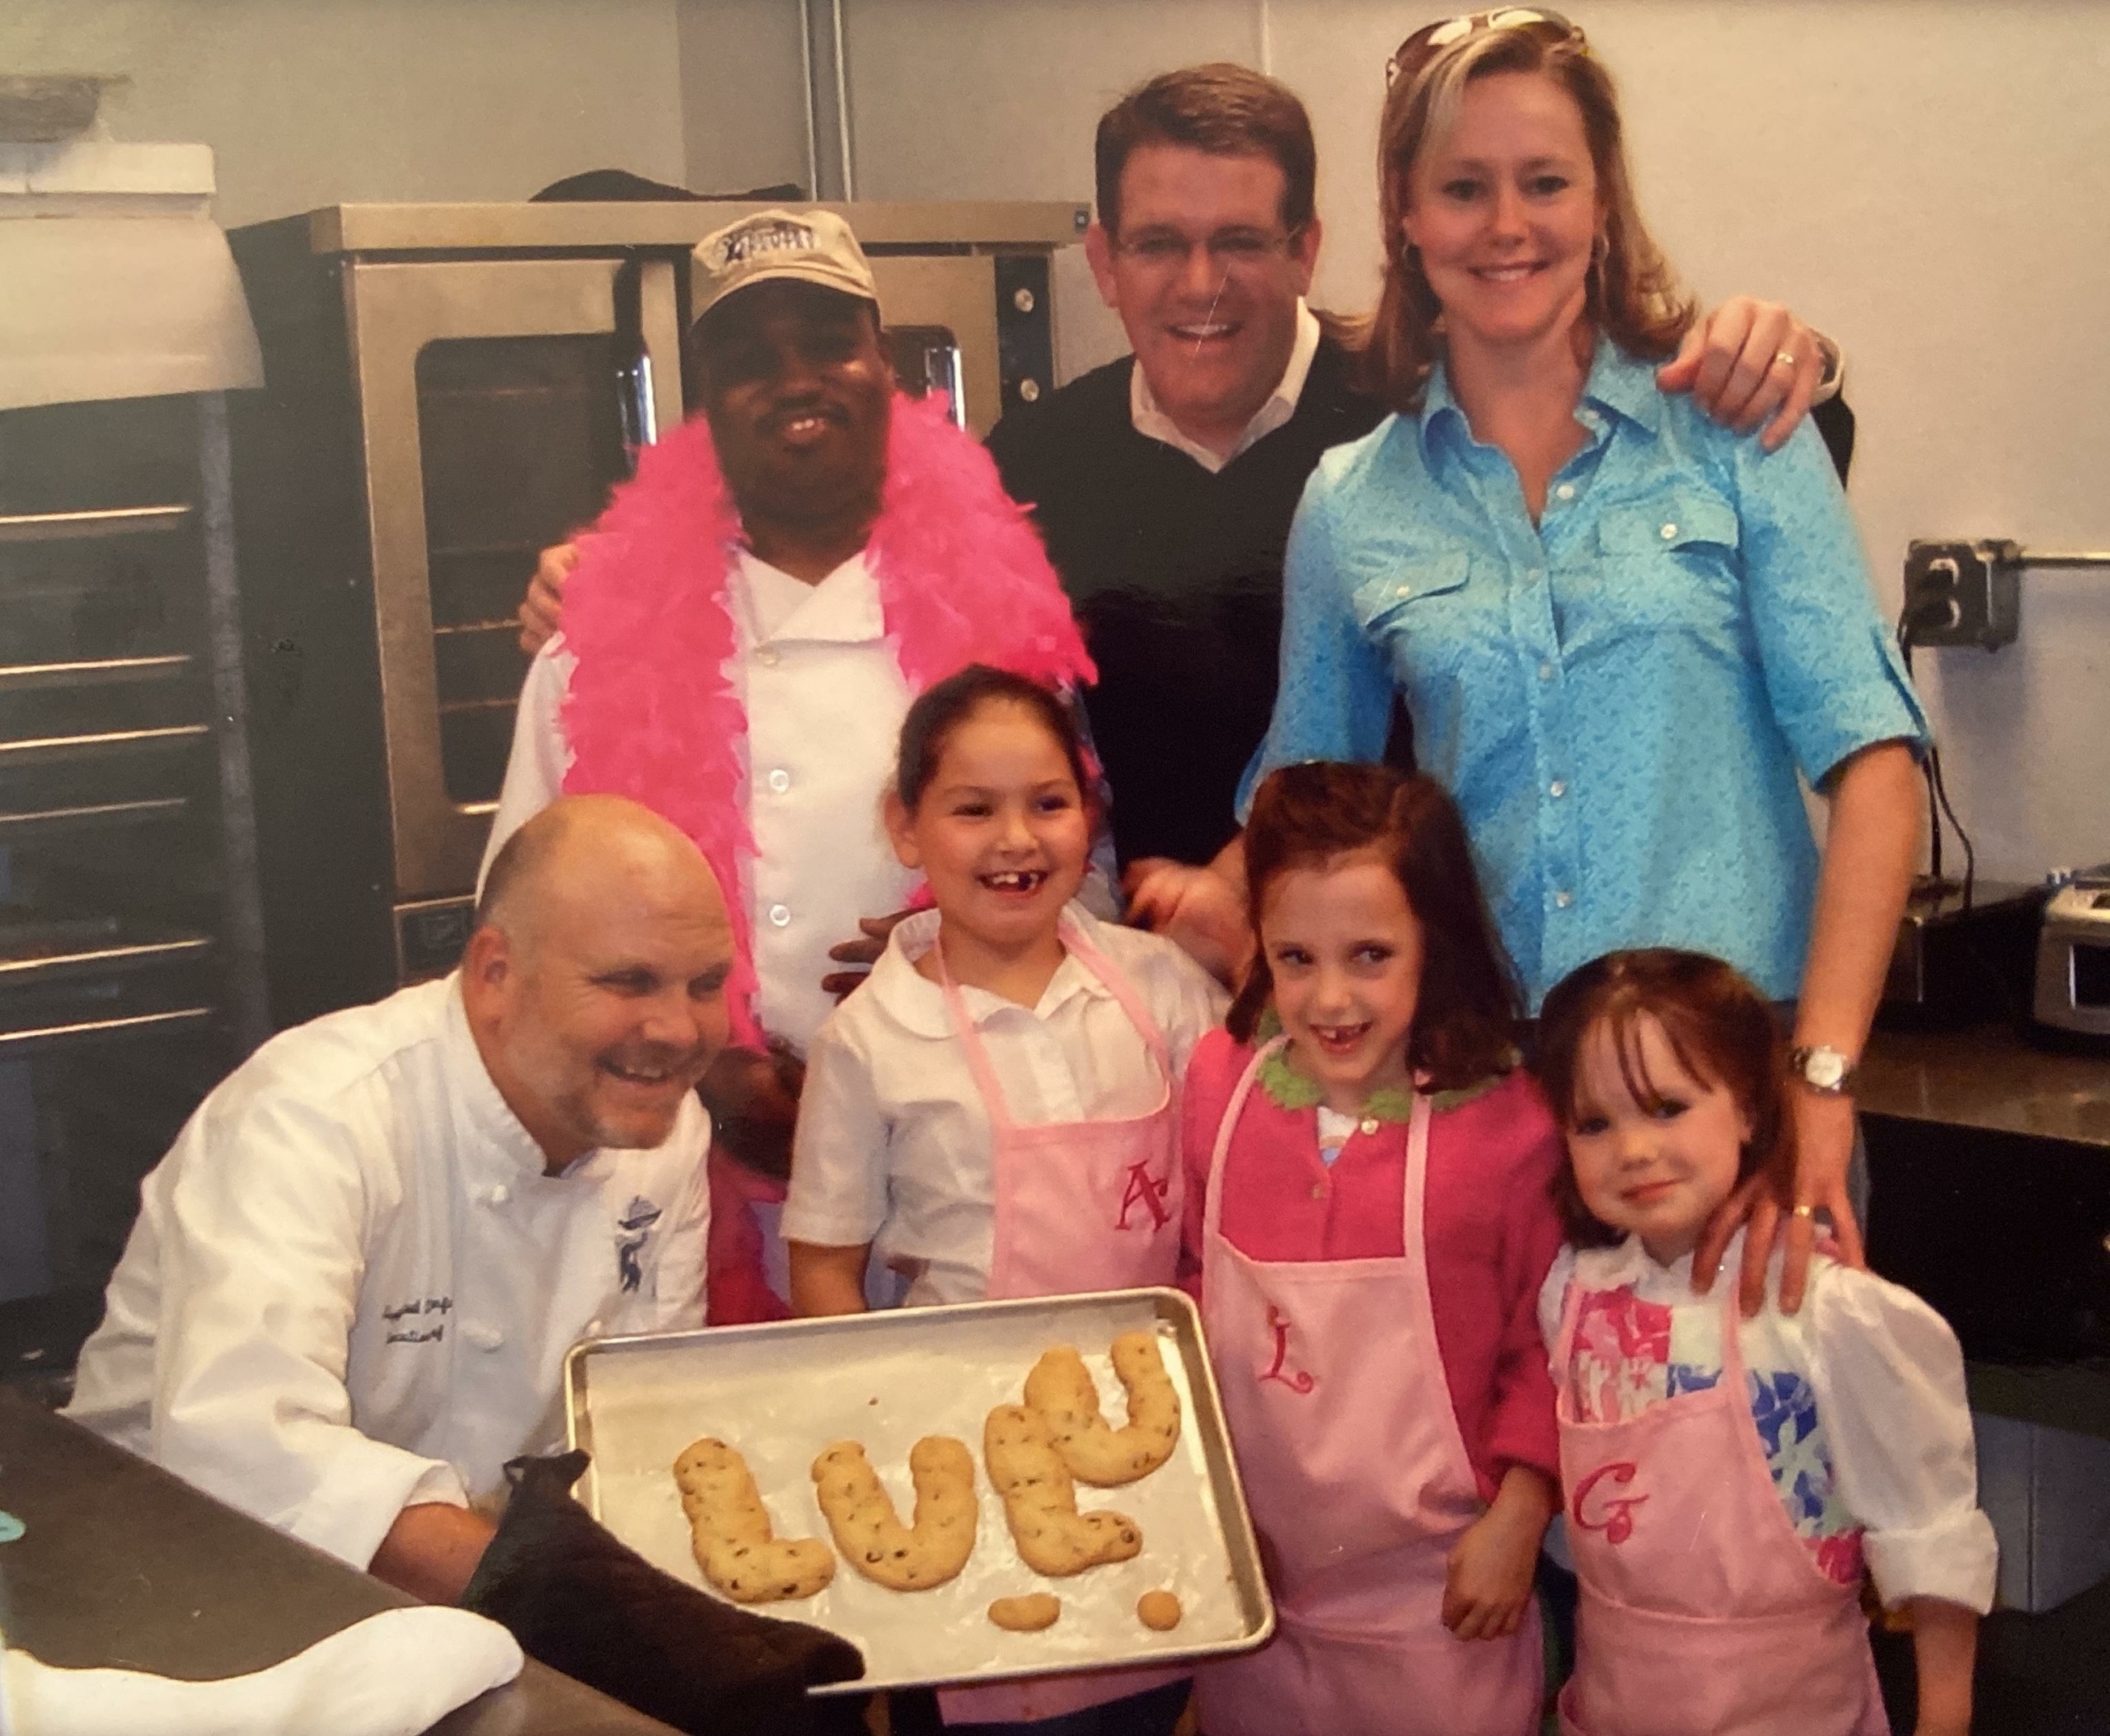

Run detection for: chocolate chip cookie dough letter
[[1023, 1332, 1182, 1486], [674, 1438, 837, 1602], [810, 1437, 978, 1590], [983, 1404, 1142, 1576]]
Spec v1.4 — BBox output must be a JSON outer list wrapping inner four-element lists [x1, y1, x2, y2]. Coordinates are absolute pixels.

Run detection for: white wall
[[835, 0, 2110, 885], [0, 0, 688, 228]]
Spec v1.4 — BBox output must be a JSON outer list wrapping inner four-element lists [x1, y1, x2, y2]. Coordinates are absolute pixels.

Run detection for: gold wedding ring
[[1791, 1203, 1817, 1219], [1773, 349, 1798, 370]]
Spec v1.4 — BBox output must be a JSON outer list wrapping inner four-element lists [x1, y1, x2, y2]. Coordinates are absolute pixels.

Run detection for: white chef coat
[[484, 547, 917, 1051], [65, 975, 709, 1571], [782, 904, 1226, 1306], [1539, 1231, 1998, 1612]]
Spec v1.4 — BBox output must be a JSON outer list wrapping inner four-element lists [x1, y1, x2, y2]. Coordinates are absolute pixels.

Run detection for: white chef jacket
[[484, 547, 917, 1051], [1539, 1231, 1998, 1612], [783, 904, 1227, 1306], [65, 975, 709, 1571]]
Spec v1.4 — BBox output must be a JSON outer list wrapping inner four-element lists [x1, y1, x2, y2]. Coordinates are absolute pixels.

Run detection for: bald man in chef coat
[[68, 796, 731, 1603]]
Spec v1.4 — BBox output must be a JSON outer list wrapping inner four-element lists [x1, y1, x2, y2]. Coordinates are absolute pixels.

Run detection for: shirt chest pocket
[[1575, 494, 1749, 660], [1346, 553, 1507, 689]]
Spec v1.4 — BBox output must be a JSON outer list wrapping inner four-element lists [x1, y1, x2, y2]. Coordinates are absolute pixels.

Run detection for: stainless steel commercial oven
[[226, 199, 1084, 1030], [0, 391, 267, 1388]]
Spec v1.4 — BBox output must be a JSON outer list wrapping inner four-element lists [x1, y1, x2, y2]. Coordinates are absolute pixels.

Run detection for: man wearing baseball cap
[[481, 209, 1094, 1324]]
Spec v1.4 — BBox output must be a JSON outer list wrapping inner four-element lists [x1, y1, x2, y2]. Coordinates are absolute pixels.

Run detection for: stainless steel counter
[[0, 1391, 678, 1735], [1860, 1021, 2110, 1149]]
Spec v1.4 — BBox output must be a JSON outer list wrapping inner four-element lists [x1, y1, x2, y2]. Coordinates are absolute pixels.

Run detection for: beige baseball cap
[[691, 209, 879, 321]]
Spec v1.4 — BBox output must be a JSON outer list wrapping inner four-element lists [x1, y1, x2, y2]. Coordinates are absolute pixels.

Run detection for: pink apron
[[1552, 1272, 1887, 1736], [934, 913, 1189, 1725], [1192, 1039, 1543, 1736]]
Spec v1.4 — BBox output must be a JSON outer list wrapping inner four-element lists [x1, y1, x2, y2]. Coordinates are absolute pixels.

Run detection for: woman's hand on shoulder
[[1123, 857, 1252, 987], [1656, 298, 1828, 452]]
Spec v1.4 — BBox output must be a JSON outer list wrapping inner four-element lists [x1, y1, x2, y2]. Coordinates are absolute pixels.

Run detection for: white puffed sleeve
[[1804, 1262, 1998, 1612], [781, 1016, 892, 1250], [1537, 1243, 1581, 1359]]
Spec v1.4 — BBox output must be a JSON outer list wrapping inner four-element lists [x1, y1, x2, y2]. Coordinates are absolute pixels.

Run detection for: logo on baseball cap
[[692, 209, 880, 321]]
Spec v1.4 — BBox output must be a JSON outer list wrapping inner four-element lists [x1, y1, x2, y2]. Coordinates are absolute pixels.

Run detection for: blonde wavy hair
[[1364, 10, 1694, 413]]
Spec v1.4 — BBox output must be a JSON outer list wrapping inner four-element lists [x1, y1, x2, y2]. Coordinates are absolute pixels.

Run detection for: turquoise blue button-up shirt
[[1242, 342, 1929, 1010]]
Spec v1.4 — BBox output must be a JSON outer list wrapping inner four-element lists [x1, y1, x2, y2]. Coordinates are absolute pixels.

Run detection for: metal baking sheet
[[565, 1287, 1273, 1696]]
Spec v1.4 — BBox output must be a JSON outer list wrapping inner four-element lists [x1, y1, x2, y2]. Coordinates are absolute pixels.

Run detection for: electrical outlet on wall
[[1902, 540, 2021, 650]]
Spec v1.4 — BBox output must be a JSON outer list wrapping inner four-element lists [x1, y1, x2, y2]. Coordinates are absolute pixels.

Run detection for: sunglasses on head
[[1386, 7, 1586, 87]]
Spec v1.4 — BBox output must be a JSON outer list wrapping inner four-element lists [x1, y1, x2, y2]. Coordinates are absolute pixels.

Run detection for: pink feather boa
[[558, 392, 1095, 1045]]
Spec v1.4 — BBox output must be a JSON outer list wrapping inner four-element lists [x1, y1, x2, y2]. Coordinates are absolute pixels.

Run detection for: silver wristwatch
[[1788, 1044, 1858, 1096]]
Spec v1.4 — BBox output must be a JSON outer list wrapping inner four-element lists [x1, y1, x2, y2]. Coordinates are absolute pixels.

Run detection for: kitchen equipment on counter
[[226, 199, 1084, 1030], [2033, 865, 2110, 1050], [1879, 876, 2045, 1030]]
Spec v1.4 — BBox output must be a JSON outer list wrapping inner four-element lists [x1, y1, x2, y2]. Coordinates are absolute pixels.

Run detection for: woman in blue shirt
[[1141, 8, 1926, 1315]]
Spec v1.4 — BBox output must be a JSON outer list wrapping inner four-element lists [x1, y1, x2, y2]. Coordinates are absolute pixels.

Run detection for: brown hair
[[893, 664, 1091, 814], [1363, 10, 1693, 412], [1534, 948, 1794, 1247], [1227, 762, 1519, 1091], [1094, 63, 1317, 239]]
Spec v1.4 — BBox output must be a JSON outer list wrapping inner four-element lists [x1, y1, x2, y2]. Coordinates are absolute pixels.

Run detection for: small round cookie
[[982, 1404, 1143, 1577], [1023, 1332, 1183, 1486], [1137, 1589, 1183, 1631], [673, 1436, 836, 1603], [988, 1593, 1062, 1632], [810, 1436, 978, 1591]]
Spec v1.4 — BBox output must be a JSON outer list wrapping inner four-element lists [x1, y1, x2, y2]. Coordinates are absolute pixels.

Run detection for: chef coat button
[[1660, 523, 1678, 541], [1554, 889, 1574, 909], [767, 903, 792, 927], [1550, 780, 1567, 799], [486, 1183, 510, 1207], [1309, 1181, 1327, 1201], [465, 1323, 504, 1352], [767, 767, 791, 794], [757, 646, 781, 668], [1555, 483, 1575, 501], [1359, 1117, 1380, 1137], [1538, 661, 1555, 683]]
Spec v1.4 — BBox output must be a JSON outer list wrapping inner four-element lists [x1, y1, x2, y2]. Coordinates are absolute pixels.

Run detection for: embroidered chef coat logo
[[710, 219, 816, 269], [1116, 1161, 1172, 1232], [1258, 1303, 1315, 1394], [1572, 1460, 1649, 1544], [616, 1196, 663, 1293], [382, 1296, 452, 1344]]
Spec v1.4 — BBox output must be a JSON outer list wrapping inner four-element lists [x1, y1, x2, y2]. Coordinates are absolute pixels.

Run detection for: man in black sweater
[[982, 64, 1844, 974], [517, 64, 1843, 967]]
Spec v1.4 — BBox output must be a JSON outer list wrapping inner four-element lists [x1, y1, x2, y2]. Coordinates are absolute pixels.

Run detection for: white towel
[[0, 1605, 523, 1736]]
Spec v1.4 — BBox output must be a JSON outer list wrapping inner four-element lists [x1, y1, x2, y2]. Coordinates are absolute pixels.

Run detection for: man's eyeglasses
[[1113, 227, 1306, 277], [1386, 7, 1583, 88]]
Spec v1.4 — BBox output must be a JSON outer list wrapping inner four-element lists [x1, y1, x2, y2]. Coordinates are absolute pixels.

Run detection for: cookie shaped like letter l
[[810, 1437, 978, 1590], [673, 1437, 837, 1602], [983, 1404, 1142, 1576]]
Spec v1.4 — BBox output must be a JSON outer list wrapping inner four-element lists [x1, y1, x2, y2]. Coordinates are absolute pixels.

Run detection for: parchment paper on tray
[[565, 1288, 1273, 1695]]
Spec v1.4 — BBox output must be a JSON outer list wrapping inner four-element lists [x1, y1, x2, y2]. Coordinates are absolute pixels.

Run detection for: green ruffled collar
[[1252, 1010, 1512, 1119]]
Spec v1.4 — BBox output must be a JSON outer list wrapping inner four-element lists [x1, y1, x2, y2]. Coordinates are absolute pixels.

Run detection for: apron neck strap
[[933, 911, 1173, 1134]]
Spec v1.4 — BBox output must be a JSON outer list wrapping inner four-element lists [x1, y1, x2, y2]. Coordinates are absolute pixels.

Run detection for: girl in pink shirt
[[1179, 762, 1563, 1736]]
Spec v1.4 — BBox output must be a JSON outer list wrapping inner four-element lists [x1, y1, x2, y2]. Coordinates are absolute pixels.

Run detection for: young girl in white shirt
[[783, 664, 1223, 1736], [1532, 948, 1995, 1736]]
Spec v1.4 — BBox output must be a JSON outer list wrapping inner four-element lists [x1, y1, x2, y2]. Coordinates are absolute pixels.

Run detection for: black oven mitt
[[460, 1450, 866, 1736]]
